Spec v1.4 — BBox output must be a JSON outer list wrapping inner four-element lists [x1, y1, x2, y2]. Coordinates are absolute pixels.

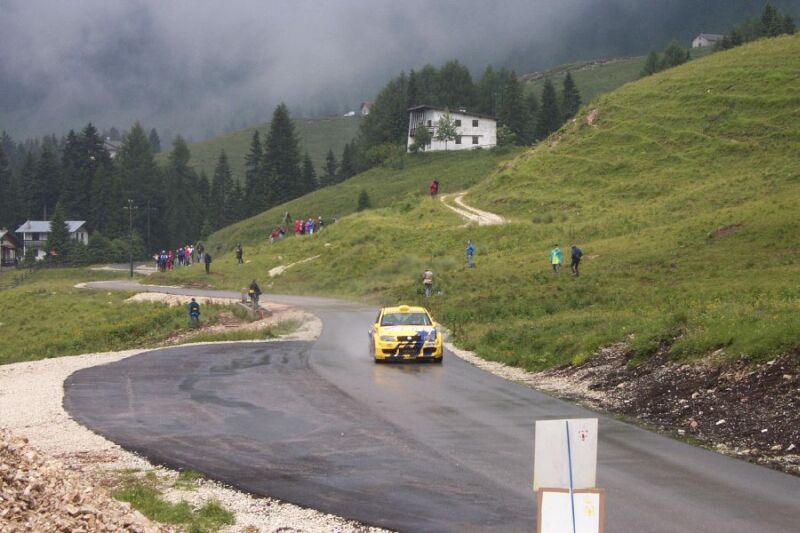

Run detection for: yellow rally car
[[369, 305, 443, 363]]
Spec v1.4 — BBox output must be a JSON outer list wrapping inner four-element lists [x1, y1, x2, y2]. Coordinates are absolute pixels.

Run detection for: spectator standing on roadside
[[235, 242, 243, 264], [570, 244, 583, 277], [188, 298, 200, 324], [466, 240, 475, 268], [549, 244, 562, 275], [422, 268, 434, 298], [204, 251, 212, 274]]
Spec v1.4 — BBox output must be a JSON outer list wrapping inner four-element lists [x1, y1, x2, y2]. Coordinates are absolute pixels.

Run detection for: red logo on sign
[[578, 429, 589, 442]]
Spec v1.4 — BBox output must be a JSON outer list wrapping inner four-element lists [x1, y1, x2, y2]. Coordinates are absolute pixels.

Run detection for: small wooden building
[[0, 229, 21, 267]]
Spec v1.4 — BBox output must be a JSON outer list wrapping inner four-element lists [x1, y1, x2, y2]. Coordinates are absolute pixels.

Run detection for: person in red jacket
[[429, 179, 440, 199]]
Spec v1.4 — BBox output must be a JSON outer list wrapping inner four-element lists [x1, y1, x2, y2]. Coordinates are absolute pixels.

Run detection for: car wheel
[[433, 357, 443, 364]]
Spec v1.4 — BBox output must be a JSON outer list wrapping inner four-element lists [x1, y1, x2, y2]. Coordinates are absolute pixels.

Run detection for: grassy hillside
[[156, 116, 362, 181], [196, 148, 521, 249], [522, 47, 712, 103], [153, 35, 800, 371]]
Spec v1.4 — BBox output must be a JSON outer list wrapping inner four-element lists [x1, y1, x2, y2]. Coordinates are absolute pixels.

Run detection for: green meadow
[[0, 269, 241, 365], [156, 116, 362, 181]]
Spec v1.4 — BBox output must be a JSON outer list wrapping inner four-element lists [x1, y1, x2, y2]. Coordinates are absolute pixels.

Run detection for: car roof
[[381, 305, 430, 314]]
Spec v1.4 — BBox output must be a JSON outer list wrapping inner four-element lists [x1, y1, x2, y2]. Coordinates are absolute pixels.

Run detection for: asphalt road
[[64, 281, 800, 532]]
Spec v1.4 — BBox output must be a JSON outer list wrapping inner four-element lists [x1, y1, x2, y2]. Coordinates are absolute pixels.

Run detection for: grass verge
[[113, 470, 234, 532], [0, 268, 251, 365]]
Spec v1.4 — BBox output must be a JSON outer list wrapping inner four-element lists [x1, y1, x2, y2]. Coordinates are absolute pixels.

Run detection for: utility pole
[[123, 199, 137, 278]]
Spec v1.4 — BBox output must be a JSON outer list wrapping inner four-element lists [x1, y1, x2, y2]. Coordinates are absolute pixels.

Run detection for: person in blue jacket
[[466, 240, 475, 268], [549, 244, 562, 275]]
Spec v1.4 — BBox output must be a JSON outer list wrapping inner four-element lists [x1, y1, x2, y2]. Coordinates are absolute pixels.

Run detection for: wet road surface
[[64, 281, 800, 532]]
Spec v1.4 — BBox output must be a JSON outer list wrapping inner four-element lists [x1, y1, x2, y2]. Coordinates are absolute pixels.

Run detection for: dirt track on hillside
[[440, 192, 506, 225]]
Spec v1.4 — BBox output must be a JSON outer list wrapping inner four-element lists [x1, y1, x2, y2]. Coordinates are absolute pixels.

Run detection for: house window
[[31, 233, 40, 241], [472, 119, 479, 127], [472, 136, 479, 145], [455, 136, 462, 145], [455, 119, 461, 127], [427, 120, 432, 127]]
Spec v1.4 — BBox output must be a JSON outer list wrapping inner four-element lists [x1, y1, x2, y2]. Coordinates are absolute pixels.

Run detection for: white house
[[407, 105, 497, 152], [360, 102, 373, 116], [14, 220, 89, 260], [692, 33, 724, 48]]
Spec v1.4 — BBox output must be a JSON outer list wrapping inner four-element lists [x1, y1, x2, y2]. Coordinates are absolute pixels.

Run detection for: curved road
[[64, 282, 800, 532]]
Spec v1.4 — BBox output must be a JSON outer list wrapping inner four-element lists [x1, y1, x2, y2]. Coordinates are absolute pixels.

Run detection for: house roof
[[0, 230, 21, 248], [696, 33, 724, 41], [15, 220, 87, 234], [407, 105, 496, 121]]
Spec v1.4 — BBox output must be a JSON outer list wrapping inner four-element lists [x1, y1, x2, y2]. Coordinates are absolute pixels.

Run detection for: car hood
[[378, 325, 435, 336]]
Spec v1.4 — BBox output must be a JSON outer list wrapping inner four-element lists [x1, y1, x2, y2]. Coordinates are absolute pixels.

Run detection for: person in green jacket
[[549, 244, 562, 275]]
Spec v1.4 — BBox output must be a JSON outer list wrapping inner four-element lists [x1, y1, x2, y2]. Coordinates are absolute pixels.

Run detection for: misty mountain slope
[[521, 46, 713, 104], [156, 35, 800, 372], [155, 116, 362, 181]]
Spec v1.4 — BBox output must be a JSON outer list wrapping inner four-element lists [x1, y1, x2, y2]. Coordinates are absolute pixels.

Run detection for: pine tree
[[320, 148, 337, 187], [523, 92, 540, 145], [339, 143, 355, 182], [301, 152, 317, 195], [498, 72, 528, 144], [264, 104, 302, 205], [164, 137, 199, 245], [661, 40, 690, 69], [358, 74, 409, 150], [437, 60, 476, 110], [535, 79, 561, 140], [407, 69, 419, 108], [357, 189, 371, 211], [243, 130, 264, 215], [0, 144, 16, 229], [641, 50, 661, 76], [761, 2, 782, 37], [148, 128, 161, 153], [561, 72, 582, 121], [48, 201, 71, 259], [19, 152, 36, 219], [477, 65, 498, 116], [33, 144, 60, 219], [114, 123, 162, 248], [60, 130, 87, 219], [210, 150, 233, 228], [90, 162, 120, 238]]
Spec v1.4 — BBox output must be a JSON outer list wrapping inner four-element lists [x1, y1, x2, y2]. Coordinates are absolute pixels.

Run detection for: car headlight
[[428, 329, 438, 340], [380, 335, 396, 342]]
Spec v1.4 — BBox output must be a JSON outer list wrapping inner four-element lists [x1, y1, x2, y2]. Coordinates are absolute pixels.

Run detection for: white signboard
[[533, 418, 598, 491], [537, 488, 604, 533]]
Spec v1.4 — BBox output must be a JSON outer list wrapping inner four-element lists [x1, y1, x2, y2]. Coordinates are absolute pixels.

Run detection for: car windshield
[[381, 312, 432, 326]]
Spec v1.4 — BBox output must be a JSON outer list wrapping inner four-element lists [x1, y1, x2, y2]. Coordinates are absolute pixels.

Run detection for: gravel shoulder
[[445, 340, 800, 476], [0, 294, 385, 533]]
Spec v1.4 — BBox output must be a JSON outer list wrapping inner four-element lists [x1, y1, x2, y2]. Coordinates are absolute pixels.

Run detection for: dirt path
[[440, 192, 506, 225]]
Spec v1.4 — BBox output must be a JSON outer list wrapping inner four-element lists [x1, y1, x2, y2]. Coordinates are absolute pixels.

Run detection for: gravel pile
[[0, 430, 164, 532]]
